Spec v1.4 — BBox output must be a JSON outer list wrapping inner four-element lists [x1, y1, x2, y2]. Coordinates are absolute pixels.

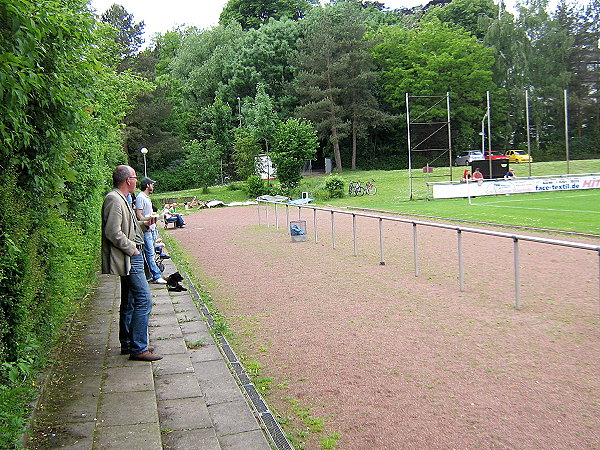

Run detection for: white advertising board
[[255, 154, 277, 180], [432, 174, 600, 199]]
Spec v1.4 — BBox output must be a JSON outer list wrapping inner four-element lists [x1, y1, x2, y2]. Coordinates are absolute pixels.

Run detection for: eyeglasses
[[128, 176, 138, 180]]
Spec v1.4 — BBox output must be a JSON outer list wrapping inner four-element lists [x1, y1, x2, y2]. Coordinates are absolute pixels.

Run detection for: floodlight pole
[[525, 90, 532, 177], [564, 89, 570, 174], [406, 92, 413, 200], [447, 92, 453, 181], [486, 91, 492, 179]]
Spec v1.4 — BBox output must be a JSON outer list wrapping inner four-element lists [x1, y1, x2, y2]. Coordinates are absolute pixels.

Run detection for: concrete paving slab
[[103, 352, 143, 368], [151, 353, 195, 376], [178, 320, 210, 335], [41, 374, 101, 424], [157, 397, 212, 430], [175, 310, 202, 322], [97, 391, 158, 427], [188, 343, 223, 363], [94, 423, 162, 450], [193, 361, 247, 406], [148, 314, 180, 328], [218, 429, 271, 450], [182, 332, 211, 348], [150, 302, 175, 315], [208, 400, 263, 436], [148, 324, 182, 340], [150, 337, 187, 355], [161, 428, 220, 450], [169, 297, 197, 311], [103, 365, 154, 393], [154, 373, 203, 401], [32, 421, 96, 449]]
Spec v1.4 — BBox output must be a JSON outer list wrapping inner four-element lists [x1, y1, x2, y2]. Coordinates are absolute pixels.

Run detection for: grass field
[[155, 159, 600, 235]]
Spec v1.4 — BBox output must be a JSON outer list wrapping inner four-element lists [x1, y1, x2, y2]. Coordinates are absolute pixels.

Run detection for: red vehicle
[[484, 150, 509, 161]]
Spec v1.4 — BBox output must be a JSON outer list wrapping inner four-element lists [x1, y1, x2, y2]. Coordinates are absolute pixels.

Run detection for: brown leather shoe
[[129, 350, 163, 361]]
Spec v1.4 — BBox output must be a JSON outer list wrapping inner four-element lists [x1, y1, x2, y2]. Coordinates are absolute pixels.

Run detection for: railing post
[[331, 211, 336, 249], [514, 237, 521, 310], [298, 206, 301, 221], [265, 202, 270, 227], [458, 230, 464, 291], [275, 203, 279, 230], [286, 205, 290, 232], [352, 214, 358, 257], [379, 218, 385, 265], [313, 208, 318, 243], [413, 223, 419, 277], [257, 201, 261, 226]]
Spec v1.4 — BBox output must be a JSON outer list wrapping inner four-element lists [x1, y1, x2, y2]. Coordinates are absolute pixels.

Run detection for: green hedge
[[0, 0, 136, 446]]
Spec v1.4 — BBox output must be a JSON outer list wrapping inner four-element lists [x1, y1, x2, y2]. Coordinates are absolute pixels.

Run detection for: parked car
[[505, 149, 533, 163], [454, 150, 485, 166], [484, 150, 509, 160]]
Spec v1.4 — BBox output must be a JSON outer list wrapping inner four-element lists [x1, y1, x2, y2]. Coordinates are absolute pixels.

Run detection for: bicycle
[[348, 181, 366, 197], [365, 179, 377, 195]]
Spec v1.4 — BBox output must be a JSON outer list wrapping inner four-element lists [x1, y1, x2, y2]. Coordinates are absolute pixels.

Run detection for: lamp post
[[237, 97, 241, 126], [140, 147, 148, 177]]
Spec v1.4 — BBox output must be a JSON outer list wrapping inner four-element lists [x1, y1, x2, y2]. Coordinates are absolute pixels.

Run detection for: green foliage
[[422, 0, 498, 38], [182, 139, 223, 192], [373, 19, 496, 150], [99, 3, 145, 59], [324, 175, 345, 199], [219, 0, 314, 29], [270, 118, 318, 190], [233, 129, 262, 179], [226, 181, 244, 191], [0, 0, 131, 446], [245, 175, 268, 198]]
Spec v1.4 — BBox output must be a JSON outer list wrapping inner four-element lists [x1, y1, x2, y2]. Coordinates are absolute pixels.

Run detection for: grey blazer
[[101, 189, 144, 276]]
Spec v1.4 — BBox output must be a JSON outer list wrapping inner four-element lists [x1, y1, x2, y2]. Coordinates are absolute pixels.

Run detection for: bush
[[324, 176, 345, 198], [245, 175, 268, 198], [227, 181, 244, 191]]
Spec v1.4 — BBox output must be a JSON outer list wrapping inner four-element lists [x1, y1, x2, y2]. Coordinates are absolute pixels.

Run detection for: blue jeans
[[143, 230, 162, 280], [119, 252, 153, 355]]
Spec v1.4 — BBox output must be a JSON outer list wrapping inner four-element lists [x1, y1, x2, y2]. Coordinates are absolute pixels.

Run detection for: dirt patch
[[170, 205, 599, 449]]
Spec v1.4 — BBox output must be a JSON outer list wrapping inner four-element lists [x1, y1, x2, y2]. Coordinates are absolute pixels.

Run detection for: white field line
[[478, 192, 600, 204], [473, 204, 600, 214], [471, 192, 600, 213]]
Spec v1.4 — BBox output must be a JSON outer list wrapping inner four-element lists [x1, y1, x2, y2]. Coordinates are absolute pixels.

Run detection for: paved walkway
[[29, 258, 273, 449]]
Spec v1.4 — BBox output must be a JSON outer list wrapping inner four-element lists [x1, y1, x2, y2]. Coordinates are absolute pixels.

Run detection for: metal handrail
[[257, 200, 600, 315]]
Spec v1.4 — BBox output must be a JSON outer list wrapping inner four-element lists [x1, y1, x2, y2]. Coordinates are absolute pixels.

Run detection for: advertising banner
[[432, 174, 600, 199]]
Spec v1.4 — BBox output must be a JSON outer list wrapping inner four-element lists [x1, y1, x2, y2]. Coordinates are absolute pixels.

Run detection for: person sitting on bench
[[162, 203, 186, 228]]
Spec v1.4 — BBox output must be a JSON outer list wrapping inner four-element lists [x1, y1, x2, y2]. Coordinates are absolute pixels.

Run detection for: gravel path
[[168, 205, 599, 449]]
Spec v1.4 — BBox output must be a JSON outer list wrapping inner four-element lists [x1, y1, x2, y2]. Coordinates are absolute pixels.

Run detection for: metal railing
[[257, 200, 600, 315]]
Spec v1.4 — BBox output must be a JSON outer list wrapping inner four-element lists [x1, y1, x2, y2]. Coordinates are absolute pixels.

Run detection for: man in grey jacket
[[101, 165, 162, 361]]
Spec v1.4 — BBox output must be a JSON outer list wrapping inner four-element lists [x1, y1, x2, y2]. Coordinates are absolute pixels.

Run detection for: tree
[[100, 3, 145, 59], [220, 0, 315, 29], [423, 0, 498, 38], [243, 83, 279, 154], [222, 17, 302, 113], [515, 0, 572, 155], [270, 118, 318, 189], [180, 140, 222, 192], [373, 19, 496, 150], [296, 2, 375, 171], [232, 129, 262, 179]]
